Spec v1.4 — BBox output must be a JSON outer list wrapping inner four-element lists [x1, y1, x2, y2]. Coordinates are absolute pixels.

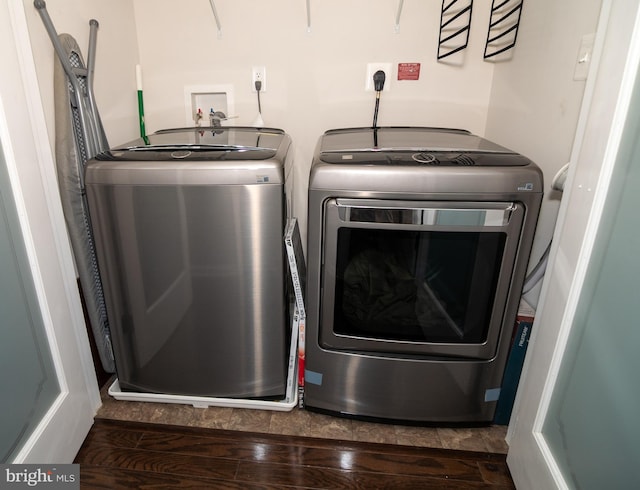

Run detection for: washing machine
[[304, 127, 543, 423], [85, 126, 293, 398]]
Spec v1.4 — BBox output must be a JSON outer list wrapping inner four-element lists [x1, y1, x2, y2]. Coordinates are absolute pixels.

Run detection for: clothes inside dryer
[[335, 227, 505, 344]]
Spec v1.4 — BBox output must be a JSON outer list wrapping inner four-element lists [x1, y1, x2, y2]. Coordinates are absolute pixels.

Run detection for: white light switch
[[574, 33, 595, 81]]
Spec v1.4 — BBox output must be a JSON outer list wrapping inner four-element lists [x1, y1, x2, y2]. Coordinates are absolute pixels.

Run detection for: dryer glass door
[[320, 199, 525, 360]]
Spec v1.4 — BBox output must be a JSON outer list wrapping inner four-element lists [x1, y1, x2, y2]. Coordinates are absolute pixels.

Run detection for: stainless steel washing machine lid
[[98, 127, 287, 162], [86, 127, 290, 186], [318, 127, 531, 167]]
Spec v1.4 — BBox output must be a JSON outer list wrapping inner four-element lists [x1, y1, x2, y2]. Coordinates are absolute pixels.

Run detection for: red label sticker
[[398, 63, 421, 81]]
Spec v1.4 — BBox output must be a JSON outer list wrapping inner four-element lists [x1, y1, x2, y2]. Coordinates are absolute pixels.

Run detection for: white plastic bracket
[[208, 0, 222, 38], [395, 0, 404, 33]]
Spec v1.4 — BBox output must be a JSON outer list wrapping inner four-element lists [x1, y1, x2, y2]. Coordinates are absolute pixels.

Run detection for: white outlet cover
[[252, 66, 266, 92], [365, 63, 393, 91]]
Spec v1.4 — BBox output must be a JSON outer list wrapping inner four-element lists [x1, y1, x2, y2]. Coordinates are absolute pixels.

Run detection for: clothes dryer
[[304, 127, 542, 422]]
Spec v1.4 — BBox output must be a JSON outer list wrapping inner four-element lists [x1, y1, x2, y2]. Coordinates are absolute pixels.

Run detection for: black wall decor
[[438, 0, 474, 59], [484, 0, 524, 59]]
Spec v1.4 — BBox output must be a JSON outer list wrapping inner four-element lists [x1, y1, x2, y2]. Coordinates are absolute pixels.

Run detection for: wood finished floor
[[75, 419, 515, 489]]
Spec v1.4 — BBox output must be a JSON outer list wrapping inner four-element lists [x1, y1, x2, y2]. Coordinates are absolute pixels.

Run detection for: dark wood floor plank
[[136, 428, 488, 482], [75, 444, 239, 481], [302, 447, 483, 481], [76, 419, 515, 489], [477, 460, 516, 487], [137, 431, 305, 462], [79, 425, 144, 450], [80, 466, 289, 489], [353, 471, 515, 490], [236, 460, 357, 489]]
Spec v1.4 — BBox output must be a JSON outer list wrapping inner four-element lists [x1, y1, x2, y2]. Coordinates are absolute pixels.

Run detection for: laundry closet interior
[[11, 0, 603, 460]]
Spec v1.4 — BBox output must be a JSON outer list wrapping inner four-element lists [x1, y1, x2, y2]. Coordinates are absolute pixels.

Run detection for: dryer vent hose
[[522, 241, 551, 294], [522, 162, 570, 295]]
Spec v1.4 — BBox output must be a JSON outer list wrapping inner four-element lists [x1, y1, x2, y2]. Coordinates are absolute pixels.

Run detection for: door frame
[[506, 0, 640, 487], [1, 0, 100, 463]]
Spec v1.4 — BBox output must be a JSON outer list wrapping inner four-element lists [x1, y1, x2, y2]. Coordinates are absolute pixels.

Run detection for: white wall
[[485, 0, 603, 307], [22, 0, 603, 303], [23, 0, 140, 149], [132, 0, 496, 238]]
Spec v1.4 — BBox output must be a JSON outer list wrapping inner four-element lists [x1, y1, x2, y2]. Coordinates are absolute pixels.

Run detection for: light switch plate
[[574, 33, 595, 81]]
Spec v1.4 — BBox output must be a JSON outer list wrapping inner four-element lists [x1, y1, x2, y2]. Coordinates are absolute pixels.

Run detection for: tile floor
[[95, 378, 509, 454]]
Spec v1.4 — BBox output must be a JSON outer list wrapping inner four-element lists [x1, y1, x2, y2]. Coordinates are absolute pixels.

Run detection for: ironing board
[[35, 0, 114, 372]]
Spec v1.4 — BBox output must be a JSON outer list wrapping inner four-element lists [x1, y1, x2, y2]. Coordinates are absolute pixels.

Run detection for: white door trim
[[1, 0, 100, 463], [506, 0, 640, 488]]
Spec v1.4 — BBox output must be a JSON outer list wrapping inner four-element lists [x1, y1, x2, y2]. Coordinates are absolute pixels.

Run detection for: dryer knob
[[412, 153, 438, 164]]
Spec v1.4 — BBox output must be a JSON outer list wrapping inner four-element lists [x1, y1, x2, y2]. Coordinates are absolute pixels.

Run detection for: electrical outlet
[[365, 63, 392, 92], [252, 66, 266, 92]]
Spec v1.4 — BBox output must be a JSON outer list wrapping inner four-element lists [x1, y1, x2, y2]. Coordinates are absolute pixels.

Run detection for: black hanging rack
[[437, 0, 474, 60], [484, 0, 524, 59]]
